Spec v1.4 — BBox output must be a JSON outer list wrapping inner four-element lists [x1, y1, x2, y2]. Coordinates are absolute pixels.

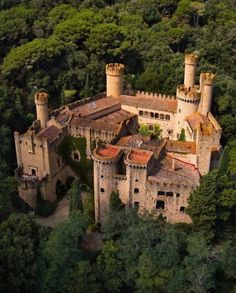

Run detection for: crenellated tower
[[106, 63, 124, 98], [174, 53, 200, 139], [199, 73, 215, 116], [35, 92, 49, 129], [184, 53, 199, 88]]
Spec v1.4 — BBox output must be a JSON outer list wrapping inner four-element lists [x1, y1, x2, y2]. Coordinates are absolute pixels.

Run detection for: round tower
[[35, 92, 48, 128], [175, 85, 201, 138], [200, 73, 215, 116], [184, 53, 199, 89], [106, 63, 124, 98]]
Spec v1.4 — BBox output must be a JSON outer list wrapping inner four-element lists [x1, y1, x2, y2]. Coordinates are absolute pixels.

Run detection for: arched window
[[100, 188, 105, 192], [134, 188, 139, 194], [166, 192, 173, 197], [165, 114, 170, 120]]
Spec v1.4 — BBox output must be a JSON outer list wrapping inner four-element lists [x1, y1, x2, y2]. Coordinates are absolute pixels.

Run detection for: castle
[[14, 54, 222, 223]]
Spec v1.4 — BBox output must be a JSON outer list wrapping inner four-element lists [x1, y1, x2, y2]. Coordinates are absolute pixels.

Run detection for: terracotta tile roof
[[56, 111, 71, 124], [37, 125, 61, 144], [71, 96, 121, 117], [94, 145, 122, 160], [96, 109, 136, 124], [121, 95, 177, 113], [70, 116, 122, 134], [126, 149, 153, 165], [186, 112, 208, 131], [166, 140, 196, 154]]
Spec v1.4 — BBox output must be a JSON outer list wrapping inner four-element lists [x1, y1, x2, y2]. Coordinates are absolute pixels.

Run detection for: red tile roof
[[186, 112, 208, 131], [166, 140, 196, 154], [94, 145, 122, 160], [126, 149, 153, 165]]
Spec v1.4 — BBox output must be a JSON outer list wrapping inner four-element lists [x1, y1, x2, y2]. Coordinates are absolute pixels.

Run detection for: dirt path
[[36, 196, 69, 228]]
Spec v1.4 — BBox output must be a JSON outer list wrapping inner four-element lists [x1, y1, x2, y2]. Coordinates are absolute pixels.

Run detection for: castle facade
[[14, 54, 221, 223]]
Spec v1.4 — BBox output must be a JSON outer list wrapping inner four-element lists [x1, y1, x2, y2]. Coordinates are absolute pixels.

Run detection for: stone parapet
[[106, 63, 124, 76]]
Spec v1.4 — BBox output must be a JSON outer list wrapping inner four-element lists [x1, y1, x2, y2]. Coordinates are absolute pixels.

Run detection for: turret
[[184, 54, 199, 89], [199, 73, 215, 116], [174, 85, 201, 139], [106, 63, 124, 98], [35, 92, 48, 129]]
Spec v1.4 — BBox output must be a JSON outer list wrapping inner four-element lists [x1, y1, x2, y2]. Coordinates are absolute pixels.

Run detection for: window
[[180, 206, 185, 213], [139, 110, 143, 116], [144, 111, 149, 117], [166, 192, 173, 197], [155, 113, 159, 118], [135, 179, 139, 182], [31, 168, 36, 176], [74, 153, 79, 160], [165, 114, 170, 120], [156, 200, 165, 209], [101, 175, 104, 178], [160, 114, 164, 119], [179, 109, 181, 113], [157, 191, 165, 196], [148, 124, 154, 131], [176, 193, 180, 197], [150, 112, 154, 118], [100, 188, 105, 192], [57, 158, 61, 167], [134, 188, 139, 194], [167, 130, 173, 135]]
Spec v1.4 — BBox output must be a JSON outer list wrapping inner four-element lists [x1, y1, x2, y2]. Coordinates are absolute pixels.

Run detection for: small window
[[73, 153, 79, 160], [139, 110, 143, 116], [150, 112, 154, 118], [101, 175, 104, 178], [156, 200, 165, 209], [148, 124, 154, 131], [157, 191, 165, 196], [31, 168, 36, 176], [135, 179, 138, 182], [57, 158, 61, 167], [144, 111, 149, 117], [160, 114, 164, 119], [100, 188, 105, 192], [178, 121, 180, 125], [168, 130, 172, 135], [179, 109, 181, 113], [180, 206, 185, 213], [155, 113, 159, 118], [134, 188, 139, 194], [176, 193, 180, 197], [166, 192, 173, 197], [165, 115, 170, 120]]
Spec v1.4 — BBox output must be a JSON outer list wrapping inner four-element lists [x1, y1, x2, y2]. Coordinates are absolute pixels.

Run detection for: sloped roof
[[121, 95, 177, 113], [37, 125, 61, 144], [166, 140, 196, 154], [96, 109, 135, 124], [186, 112, 208, 131]]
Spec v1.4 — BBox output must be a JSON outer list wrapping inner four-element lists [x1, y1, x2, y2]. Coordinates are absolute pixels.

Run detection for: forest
[[0, 0, 236, 292]]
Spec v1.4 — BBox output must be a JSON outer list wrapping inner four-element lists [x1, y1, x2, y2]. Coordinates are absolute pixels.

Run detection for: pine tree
[[187, 170, 218, 240]]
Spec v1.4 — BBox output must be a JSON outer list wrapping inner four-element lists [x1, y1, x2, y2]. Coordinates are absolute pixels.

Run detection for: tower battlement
[[200, 73, 215, 85], [106, 63, 124, 76], [177, 85, 201, 103], [35, 92, 48, 105], [185, 53, 199, 65]]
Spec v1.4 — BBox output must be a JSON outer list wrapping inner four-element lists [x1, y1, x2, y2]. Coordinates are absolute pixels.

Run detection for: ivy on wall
[[57, 136, 93, 187]]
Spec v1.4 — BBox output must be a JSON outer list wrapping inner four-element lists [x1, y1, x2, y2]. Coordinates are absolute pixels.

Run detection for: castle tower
[[199, 73, 215, 116], [35, 92, 48, 128], [93, 145, 123, 223], [106, 63, 124, 98], [174, 85, 201, 139], [184, 53, 199, 89]]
